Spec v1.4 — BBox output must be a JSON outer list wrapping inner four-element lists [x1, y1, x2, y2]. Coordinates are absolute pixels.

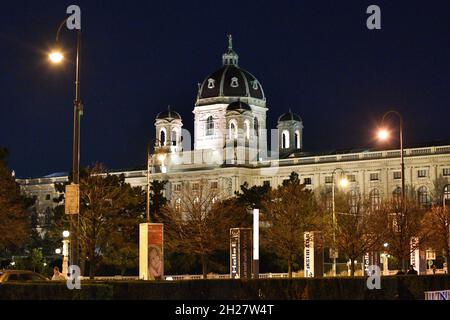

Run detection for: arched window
[[392, 186, 402, 203], [244, 120, 250, 140], [282, 130, 290, 149], [349, 188, 360, 213], [417, 186, 430, 207], [206, 116, 214, 136], [444, 185, 450, 205], [229, 120, 237, 139], [159, 128, 166, 146], [370, 188, 381, 210], [171, 130, 177, 146], [254, 117, 259, 137], [294, 130, 300, 149]]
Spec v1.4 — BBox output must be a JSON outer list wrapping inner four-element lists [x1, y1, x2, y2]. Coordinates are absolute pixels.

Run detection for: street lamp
[[49, 51, 64, 63], [331, 168, 349, 276], [377, 111, 405, 203], [49, 18, 82, 268]]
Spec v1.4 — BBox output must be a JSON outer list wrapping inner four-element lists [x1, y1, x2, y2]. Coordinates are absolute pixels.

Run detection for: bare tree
[[78, 164, 144, 278], [319, 191, 388, 276], [262, 172, 319, 278], [379, 197, 428, 272], [422, 206, 450, 273], [163, 179, 243, 279]]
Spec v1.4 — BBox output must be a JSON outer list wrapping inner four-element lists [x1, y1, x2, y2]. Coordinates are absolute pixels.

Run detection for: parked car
[[0, 270, 49, 283]]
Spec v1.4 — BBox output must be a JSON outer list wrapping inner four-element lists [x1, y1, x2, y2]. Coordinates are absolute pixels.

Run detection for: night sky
[[1, 0, 449, 178]]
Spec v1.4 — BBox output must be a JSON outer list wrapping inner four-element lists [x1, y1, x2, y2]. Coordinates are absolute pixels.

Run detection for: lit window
[[159, 128, 166, 146], [417, 170, 427, 178], [254, 118, 259, 137], [370, 189, 381, 210], [294, 130, 300, 149], [347, 174, 356, 182], [393, 187, 402, 202], [207, 78, 215, 89], [229, 120, 238, 139], [444, 185, 450, 205], [206, 116, 214, 136], [282, 130, 290, 149], [417, 186, 430, 207]]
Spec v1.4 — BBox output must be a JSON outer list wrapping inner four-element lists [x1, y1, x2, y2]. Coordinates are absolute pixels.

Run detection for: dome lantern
[[222, 34, 239, 66]]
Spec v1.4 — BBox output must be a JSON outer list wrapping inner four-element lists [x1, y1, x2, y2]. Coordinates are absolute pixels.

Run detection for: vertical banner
[[253, 208, 259, 278], [410, 237, 426, 274], [363, 251, 380, 276], [139, 223, 164, 280], [304, 231, 324, 277], [230, 228, 253, 279]]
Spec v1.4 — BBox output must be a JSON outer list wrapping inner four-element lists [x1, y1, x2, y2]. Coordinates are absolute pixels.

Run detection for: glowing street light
[[339, 177, 349, 188], [55, 248, 62, 254], [62, 230, 70, 238], [49, 51, 64, 63], [377, 129, 389, 141]]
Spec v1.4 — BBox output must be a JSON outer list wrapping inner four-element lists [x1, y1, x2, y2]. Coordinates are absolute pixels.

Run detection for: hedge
[[0, 275, 449, 300]]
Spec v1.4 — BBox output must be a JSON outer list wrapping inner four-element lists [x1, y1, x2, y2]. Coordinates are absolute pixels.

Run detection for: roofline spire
[[228, 34, 233, 50]]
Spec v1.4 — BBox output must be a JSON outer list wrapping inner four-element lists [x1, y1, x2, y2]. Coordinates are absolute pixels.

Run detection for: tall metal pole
[[70, 29, 82, 268], [331, 167, 346, 277]]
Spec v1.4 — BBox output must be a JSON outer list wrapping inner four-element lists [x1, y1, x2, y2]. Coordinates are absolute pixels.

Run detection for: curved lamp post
[[49, 18, 82, 268]]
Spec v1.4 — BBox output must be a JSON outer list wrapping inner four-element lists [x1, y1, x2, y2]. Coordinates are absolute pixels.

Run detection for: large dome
[[197, 35, 265, 103]]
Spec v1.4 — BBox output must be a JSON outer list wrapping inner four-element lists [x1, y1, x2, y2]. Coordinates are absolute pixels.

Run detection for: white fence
[[81, 273, 293, 281], [424, 290, 450, 300]]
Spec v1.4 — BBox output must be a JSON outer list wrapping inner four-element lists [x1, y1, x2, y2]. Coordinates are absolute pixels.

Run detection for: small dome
[[156, 108, 181, 121], [278, 111, 302, 122], [226, 100, 251, 112]]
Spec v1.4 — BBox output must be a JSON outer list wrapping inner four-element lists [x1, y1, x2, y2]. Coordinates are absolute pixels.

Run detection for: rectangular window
[[173, 184, 181, 192], [263, 180, 270, 187], [325, 176, 333, 184], [443, 168, 450, 176], [393, 172, 401, 180], [417, 170, 427, 178], [45, 194, 51, 201], [347, 175, 356, 183], [210, 181, 218, 189], [304, 177, 312, 185], [370, 173, 379, 181], [192, 183, 199, 191]]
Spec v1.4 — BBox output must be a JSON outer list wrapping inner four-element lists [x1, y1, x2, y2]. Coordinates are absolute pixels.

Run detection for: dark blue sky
[[1, 0, 449, 178]]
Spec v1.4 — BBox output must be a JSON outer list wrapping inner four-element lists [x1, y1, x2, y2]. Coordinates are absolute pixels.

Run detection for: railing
[[424, 290, 450, 300], [16, 144, 450, 185]]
